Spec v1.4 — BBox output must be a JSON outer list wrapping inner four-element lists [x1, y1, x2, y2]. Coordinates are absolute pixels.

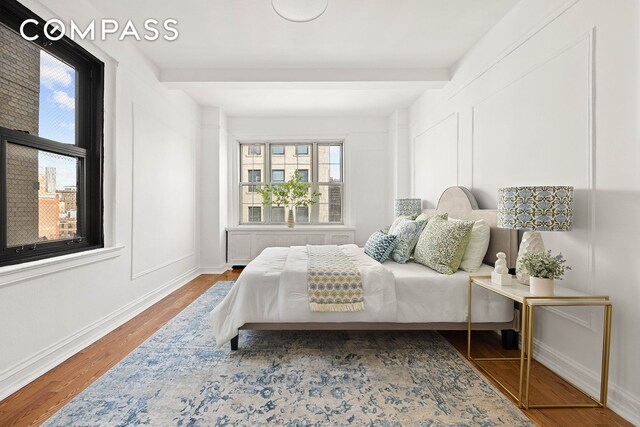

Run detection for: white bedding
[[382, 261, 512, 323], [209, 244, 513, 346]]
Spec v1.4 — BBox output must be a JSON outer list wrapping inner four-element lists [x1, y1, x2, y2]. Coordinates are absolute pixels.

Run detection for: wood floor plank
[[0, 270, 632, 426]]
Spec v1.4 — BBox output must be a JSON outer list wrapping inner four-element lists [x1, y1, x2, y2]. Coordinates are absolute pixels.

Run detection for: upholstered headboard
[[422, 186, 518, 268]]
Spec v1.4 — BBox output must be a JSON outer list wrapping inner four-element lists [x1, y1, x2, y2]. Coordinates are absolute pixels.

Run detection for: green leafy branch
[[256, 170, 321, 210]]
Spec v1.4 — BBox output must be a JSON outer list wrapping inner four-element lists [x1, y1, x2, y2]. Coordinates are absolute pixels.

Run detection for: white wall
[[200, 108, 229, 273], [388, 109, 412, 206], [409, 0, 640, 422], [0, 0, 201, 399], [227, 117, 393, 246]]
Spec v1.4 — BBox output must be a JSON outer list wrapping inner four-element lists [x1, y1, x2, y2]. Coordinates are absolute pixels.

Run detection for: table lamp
[[394, 198, 422, 217], [497, 186, 573, 284]]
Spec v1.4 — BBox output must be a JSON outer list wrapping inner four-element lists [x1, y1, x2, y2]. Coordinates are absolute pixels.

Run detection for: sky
[[38, 51, 77, 189]]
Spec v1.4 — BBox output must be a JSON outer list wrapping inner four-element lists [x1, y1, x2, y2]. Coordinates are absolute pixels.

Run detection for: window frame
[[238, 140, 343, 225], [0, 0, 104, 267]]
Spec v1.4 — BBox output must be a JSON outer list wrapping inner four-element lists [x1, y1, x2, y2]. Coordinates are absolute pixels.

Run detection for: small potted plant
[[520, 251, 571, 295], [256, 170, 321, 228]]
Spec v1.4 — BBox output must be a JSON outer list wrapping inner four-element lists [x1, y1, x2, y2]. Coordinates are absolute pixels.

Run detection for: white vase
[[530, 277, 554, 296], [287, 208, 295, 228], [516, 231, 545, 285]]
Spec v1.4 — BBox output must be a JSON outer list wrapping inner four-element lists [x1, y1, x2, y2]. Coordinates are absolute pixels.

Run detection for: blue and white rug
[[45, 282, 532, 426]]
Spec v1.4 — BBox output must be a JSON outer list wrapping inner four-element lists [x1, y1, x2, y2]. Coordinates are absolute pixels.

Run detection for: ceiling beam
[[160, 68, 450, 83]]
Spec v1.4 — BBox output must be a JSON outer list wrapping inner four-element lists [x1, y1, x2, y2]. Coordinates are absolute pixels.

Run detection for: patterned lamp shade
[[497, 186, 574, 231], [394, 198, 422, 217]]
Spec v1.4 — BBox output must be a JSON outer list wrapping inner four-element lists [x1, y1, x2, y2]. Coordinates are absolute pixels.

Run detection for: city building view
[[0, 23, 79, 247], [38, 165, 78, 242], [240, 142, 343, 224]]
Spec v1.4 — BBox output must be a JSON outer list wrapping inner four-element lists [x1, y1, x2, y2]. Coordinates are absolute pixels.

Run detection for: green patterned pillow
[[413, 216, 474, 274]]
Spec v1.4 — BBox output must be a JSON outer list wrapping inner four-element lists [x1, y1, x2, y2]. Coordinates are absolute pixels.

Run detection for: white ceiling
[[87, 0, 519, 115]]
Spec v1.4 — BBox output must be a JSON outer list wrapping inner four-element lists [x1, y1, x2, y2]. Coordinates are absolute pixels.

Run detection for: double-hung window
[[0, 1, 104, 266], [239, 141, 343, 224]]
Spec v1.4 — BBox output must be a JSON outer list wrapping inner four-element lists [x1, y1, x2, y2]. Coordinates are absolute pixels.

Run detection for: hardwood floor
[[0, 270, 632, 426]]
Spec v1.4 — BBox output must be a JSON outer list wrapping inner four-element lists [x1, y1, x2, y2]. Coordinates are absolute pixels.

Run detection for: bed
[[210, 186, 518, 350]]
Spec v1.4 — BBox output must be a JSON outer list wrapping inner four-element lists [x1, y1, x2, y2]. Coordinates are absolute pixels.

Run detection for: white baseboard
[[533, 338, 640, 425], [199, 264, 231, 275], [0, 266, 200, 401]]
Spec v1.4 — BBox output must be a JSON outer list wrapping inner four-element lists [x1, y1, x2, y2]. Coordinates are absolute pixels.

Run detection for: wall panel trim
[[470, 29, 597, 330]]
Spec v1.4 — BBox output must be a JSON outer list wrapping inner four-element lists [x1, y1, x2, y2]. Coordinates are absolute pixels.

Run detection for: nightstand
[[467, 275, 612, 409]]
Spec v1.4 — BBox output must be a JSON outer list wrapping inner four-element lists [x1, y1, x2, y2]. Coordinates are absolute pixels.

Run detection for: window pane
[[297, 169, 309, 182], [247, 145, 261, 155], [0, 24, 77, 144], [296, 206, 309, 223], [247, 207, 262, 222], [241, 144, 264, 197], [296, 145, 309, 155], [318, 144, 342, 182], [271, 145, 285, 155], [247, 169, 261, 192], [318, 185, 342, 223], [6, 143, 79, 246], [271, 207, 285, 223], [272, 169, 285, 182], [240, 184, 264, 223]]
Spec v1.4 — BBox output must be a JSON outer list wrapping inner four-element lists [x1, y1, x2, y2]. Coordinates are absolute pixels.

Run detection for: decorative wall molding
[[469, 30, 597, 331], [412, 112, 460, 202], [0, 246, 124, 289], [130, 103, 197, 280], [199, 264, 231, 275], [0, 266, 200, 401], [131, 252, 196, 280], [448, 0, 581, 100]]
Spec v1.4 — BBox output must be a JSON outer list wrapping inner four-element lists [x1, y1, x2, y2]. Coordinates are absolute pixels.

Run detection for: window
[[271, 207, 285, 223], [272, 169, 285, 183], [0, 0, 104, 266], [247, 169, 261, 192], [248, 207, 262, 223], [239, 141, 343, 224], [296, 206, 309, 223], [247, 145, 261, 155]]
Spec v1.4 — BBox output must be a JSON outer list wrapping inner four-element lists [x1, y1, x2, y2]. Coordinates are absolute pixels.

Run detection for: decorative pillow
[[387, 217, 428, 263], [415, 212, 448, 223], [415, 212, 430, 222], [364, 231, 398, 263], [449, 218, 490, 272], [413, 216, 474, 274]]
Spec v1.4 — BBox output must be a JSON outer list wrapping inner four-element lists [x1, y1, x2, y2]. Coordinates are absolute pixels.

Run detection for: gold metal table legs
[[467, 277, 613, 410]]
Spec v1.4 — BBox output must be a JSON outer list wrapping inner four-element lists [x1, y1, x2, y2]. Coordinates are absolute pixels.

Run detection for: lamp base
[[516, 231, 545, 285]]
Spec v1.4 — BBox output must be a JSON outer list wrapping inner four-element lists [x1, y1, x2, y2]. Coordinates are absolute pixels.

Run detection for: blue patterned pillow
[[364, 231, 398, 263], [388, 217, 428, 263]]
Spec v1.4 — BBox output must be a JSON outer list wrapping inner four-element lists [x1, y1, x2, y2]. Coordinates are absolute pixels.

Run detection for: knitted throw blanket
[[307, 245, 364, 312]]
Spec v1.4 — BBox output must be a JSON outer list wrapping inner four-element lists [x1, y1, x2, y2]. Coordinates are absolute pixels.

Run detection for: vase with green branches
[[256, 170, 321, 227]]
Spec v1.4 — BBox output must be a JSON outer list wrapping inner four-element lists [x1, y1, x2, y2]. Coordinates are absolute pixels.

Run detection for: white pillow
[[449, 218, 490, 272]]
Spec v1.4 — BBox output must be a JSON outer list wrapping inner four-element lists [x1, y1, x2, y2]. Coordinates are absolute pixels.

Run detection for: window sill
[[0, 246, 124, 288]]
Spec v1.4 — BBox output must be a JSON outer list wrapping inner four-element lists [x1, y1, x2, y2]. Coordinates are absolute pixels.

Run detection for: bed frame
[[230, 186, 519, 351]]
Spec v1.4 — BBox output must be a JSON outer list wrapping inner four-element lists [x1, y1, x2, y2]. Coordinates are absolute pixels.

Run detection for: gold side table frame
[[467, 275, 612, 410]]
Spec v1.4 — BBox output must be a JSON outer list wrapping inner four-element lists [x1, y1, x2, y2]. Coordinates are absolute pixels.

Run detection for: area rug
[[44, 281, 532, 426]]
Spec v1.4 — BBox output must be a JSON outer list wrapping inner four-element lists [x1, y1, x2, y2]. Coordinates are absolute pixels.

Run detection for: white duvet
[[209, 244, 512, 346]]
